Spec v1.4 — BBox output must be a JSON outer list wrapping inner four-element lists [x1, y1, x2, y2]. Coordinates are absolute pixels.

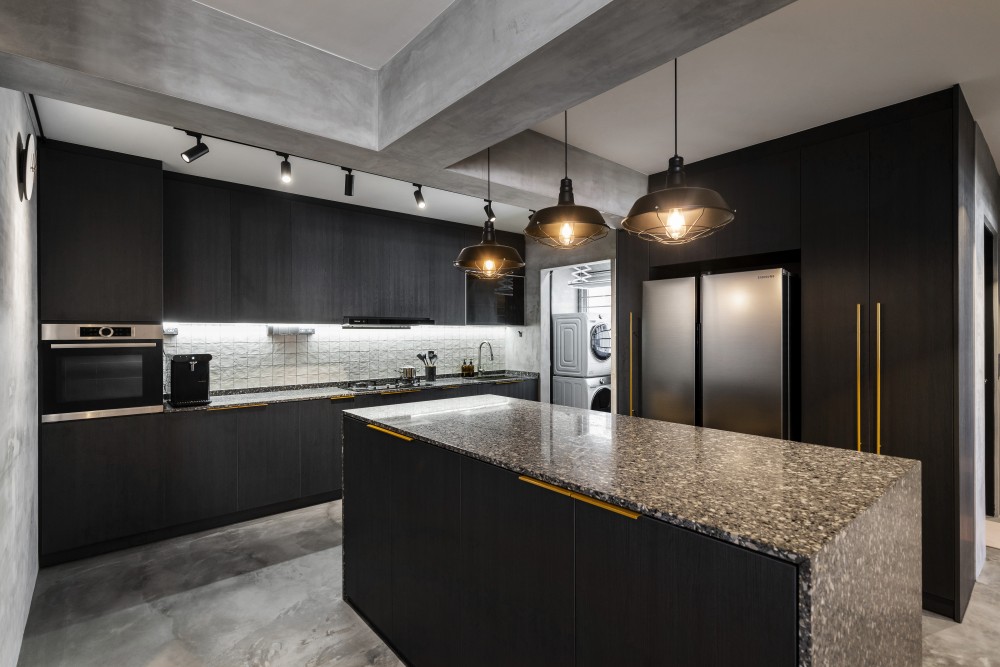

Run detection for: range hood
[[343, 316, 434, 329]]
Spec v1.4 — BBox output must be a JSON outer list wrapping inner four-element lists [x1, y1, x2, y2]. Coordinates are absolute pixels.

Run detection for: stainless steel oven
[[41, 324, 164, 422]]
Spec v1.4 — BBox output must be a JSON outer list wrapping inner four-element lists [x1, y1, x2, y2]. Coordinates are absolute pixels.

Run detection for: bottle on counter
[[462, 359, 474, 377]]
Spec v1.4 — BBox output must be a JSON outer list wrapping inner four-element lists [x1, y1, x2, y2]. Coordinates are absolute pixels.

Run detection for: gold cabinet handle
[[438, 385, 462, 390], [629, 311, 634, 416], [876, 302, 882, 455], [366, 423, 412, 441], [518, 476, 640, 519], [329, 395, 354, 401], [380, 389, 420, 395], [493, 379, 522, 385], [208, 403, 267, 411], [856, 304, 862, 452]]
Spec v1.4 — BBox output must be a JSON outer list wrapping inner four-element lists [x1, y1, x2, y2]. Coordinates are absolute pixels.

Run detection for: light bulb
[[559, 223, 574, 246], [666, 209, 686, 240], [483, 259, 496, 276]]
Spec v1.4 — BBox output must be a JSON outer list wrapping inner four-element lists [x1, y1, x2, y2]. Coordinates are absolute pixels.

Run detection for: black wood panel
[[299, 398, 349, 496], [39, 415, 166, 555], [391, 438, 462, 667], [163, 409, 238, 526], [232, 190, 292, 322], [869, 108, 956, 612], [800, 131, 872, 451], [575, 502, 645, 667], [38, 141, 163, 322], [467, 275, 525, 325], [342, 417, 394, 638], [615, 230, 647, 414], [460, 457, 574, 667], [163, 176, 232, 322], [642, 518, 798, 667], [236, 403, 301, 510], [288, 200, 339, 322]]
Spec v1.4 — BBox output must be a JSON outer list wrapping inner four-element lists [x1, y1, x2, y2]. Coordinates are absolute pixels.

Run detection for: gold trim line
[[329, 395, 354, 401], [876, 302, 882, 456], [367, 424, 413, 441], [629, 311, 634, 416], [856, 303, 862, 452], [518, 476, 640, 519]]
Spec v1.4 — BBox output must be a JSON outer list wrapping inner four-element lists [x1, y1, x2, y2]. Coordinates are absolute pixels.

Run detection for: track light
[[343, 168, 355, 196], [278, 153, 292, 184], [180, 132, 209, 163], [413, 184, 426, 209], [484, 200, 496, 222]]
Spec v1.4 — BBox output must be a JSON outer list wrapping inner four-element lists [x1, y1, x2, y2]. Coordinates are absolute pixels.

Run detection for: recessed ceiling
[[533, 0, 1000, 175], [193, 0, 457, 68], [35, 97, 531, 233]]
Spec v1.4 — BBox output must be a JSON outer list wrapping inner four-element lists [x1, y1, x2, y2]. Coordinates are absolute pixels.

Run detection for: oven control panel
[[79, 326, 133, 338]]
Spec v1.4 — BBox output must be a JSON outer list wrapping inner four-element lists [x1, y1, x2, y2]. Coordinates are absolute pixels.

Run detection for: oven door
[[41, 340, 164, 422]]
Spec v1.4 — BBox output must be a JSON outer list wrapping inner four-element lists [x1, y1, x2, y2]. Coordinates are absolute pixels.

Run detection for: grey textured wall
[[0, 87, 39, 667]]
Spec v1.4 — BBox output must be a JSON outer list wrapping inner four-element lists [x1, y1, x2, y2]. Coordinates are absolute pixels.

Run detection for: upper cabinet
[[164, 174, 498, 325], [39, 141, 163, 323], [466, 274, 525, 326]]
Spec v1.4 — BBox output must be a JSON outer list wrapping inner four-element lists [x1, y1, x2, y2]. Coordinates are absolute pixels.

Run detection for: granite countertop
[[163, 373, 538, 412], [344, 395, 920, 563]]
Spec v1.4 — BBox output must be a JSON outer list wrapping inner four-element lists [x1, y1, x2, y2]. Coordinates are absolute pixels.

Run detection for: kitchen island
[[343, 395, 921, 667]]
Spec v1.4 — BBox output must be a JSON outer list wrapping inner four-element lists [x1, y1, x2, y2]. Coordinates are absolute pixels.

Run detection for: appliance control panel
[[79, 326, 133, 338]]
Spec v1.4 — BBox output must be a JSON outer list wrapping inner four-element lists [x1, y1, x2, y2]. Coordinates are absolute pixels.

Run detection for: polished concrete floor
[[16, 501, 1000, 666]]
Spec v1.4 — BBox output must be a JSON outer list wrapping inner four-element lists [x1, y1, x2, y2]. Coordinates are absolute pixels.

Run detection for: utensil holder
[[425, 366, 437, 382]]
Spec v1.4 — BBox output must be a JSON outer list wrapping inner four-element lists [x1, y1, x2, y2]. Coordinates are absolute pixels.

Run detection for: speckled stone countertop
[[345, 395, 919, 563], [162, 373, 538, 412]]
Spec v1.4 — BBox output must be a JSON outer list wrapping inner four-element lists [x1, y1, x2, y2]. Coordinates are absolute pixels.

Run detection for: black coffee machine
[[169, 354, 213, 407]]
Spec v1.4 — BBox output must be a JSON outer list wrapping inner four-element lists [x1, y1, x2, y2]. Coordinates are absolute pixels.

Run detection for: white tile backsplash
[[163, 324, 507, 393]]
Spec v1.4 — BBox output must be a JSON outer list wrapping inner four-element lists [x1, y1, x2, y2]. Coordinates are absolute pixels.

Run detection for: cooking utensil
[[399, 366, 417, 380], [428, 350, 438, 366], [417, 353, 428, 367]]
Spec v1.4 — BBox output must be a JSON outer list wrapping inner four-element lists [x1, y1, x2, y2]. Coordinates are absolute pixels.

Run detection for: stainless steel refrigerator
[[642, 268, 790, 439]]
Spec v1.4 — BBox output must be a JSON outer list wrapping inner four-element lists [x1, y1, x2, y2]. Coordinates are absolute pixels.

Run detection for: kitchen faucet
[[477, 341, 494, 377]]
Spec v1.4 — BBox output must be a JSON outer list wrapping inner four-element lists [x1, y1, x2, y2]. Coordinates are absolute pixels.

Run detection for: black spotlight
[[278, 153, 292, 184], [413, 184, 426, 209], [484, 200, 496, 222], [180, 132, 209, 163], [343, 167, 355, 196]]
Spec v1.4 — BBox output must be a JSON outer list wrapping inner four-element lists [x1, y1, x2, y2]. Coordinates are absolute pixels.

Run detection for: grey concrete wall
[[0, 87, 39, 667]]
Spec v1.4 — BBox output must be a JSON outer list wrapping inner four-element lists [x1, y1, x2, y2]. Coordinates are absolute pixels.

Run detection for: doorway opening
[[987, 224, 998, 519]]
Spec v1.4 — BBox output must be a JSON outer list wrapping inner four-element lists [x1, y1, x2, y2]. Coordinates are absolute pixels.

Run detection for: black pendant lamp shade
[[454, 148, 525, 280], [525, 111, 610, 249], [621, 60, 734, 245]]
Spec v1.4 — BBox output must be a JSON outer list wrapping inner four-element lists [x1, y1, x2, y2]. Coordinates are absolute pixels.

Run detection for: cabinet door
[[575, 501, 645, 667], [289, 200, 339, 322], [164, 409, 238, 526], [800, 131, 871, 450], [642, 519, 798, 667], [163, 177, 232, 322], [392, 438, 462, 667], [38, 142, 163, 322], [233, 190, 292, 322], [460, 458, 574, 667], [299, 398, 350, 497], [39, 415, 166, 555], [466, 275, 525, 325], [342, 417, 394, 637], [428, 224, 475, 325], [236, 403, 300, 510], [869, 109, 956, 608]]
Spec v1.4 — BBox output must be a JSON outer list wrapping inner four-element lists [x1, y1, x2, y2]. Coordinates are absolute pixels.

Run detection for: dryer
[[552, 376, 612, 412], [552, 313, 612, 378]]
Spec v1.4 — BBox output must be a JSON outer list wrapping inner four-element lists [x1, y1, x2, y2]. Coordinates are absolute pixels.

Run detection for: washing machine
[[552, 313, 612, 377], [552, 375, 612, 412]]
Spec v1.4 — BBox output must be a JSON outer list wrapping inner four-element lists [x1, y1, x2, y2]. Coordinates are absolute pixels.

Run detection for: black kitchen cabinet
[[236, 403, 301, 510], [460, 458, 575, 667], [479, 378, 538, 400], [641, 518, 798, 667], [232, 190, 293, 323], [39, 141, 163, 322], [800, 131, 871, 449], [163, 176, 232, 322], [288, 199, 340, 322], [40, 415, 166, 557], [299, 397, 351, 497], [575, 501, 645, 667], [164, 409, 238, 526], [343, 417, 395, 639], [391, 437, 462, 667], [466, 275, 525, 325]]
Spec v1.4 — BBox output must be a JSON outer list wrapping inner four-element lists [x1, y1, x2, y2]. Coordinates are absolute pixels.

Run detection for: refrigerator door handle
[[876, 302, 882, 455], [857, 303, 862, 452]]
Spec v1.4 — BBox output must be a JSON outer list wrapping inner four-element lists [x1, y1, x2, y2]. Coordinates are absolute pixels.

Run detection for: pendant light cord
[[564, 110, 569, 179], [487, 147, 491, 201], [674, 59, 678, 158]]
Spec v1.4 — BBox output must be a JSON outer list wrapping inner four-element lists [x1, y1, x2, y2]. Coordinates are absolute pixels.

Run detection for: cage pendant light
[[454, 148, 526, 280], [621, 59, 735, 244], [524, 111, 610, 249]]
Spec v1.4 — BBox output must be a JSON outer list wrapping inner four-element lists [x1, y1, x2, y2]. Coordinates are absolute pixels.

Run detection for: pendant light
[[524, 111, 610, 249], [454, 148, 525, 280], [621, 59, 734, 244]]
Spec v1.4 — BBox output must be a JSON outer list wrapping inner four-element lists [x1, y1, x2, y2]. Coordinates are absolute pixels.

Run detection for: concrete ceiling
[[34, 96, 533, 233], [193, 0, 457, 69], [532, 0, 1000, 175]]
